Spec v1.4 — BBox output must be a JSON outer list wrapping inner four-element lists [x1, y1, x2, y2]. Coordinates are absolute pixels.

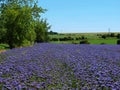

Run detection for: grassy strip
[[50, 38, 118, 44]]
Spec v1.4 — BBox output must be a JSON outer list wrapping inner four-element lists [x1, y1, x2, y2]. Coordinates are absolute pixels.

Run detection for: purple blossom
[[0, 43, 120, 89]]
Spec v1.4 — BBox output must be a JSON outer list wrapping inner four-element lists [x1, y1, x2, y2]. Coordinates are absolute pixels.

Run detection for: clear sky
[[38, 0, 120, 33]]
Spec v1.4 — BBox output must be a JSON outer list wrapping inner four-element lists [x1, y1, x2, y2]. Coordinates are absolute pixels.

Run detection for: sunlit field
[[0, 43, 120, 89], [0, 0, 120, 89], [49, 33, 119, 44]]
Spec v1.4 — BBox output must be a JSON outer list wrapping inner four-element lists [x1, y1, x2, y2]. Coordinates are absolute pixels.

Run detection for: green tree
[[117, 34, 120, 39], [0, 0, 48, 48], [0, 28, 6, 43], [35, 19, 51, 43]]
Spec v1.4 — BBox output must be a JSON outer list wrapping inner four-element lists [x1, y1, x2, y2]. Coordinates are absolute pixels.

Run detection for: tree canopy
[[0, 0, 50, 49]]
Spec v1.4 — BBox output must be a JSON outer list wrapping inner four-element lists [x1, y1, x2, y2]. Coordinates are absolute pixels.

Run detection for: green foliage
[[0, 28, 6, 43], [49, 31, 58, 35], [35, 19, 51, 43], [101, 35, 107, 39], [100, 42, 106, 45], [0, 0, 50, 48], [81, 36, 87, 40], [80, 40, 90, 44], [110, 33, 115, 37], [49, 33, 118, 44], [117, 40, 120, 45], [22, 39, 32, 47], [117, 34, 120, 39], [0, 44, 9, 50]]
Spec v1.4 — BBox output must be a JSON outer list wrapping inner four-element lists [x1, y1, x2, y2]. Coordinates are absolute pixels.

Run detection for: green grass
[[49, 33, 119, 44], [50, 39, 118, 44], [0, 44, 9, 50], [89, 39, 117, 44]]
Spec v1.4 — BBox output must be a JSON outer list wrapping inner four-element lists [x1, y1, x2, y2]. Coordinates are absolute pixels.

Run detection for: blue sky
[[38, 0, 120, 33]]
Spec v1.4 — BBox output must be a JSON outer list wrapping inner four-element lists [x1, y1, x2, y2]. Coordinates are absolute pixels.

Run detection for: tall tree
[[0, 0, 49, 48], [35, 19, 51, 43]]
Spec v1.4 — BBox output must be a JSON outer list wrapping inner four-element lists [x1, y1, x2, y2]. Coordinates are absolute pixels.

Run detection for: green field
[[49, 32, 119, 44], [50, 39, 118, 44], [89, 39, 117, 44]]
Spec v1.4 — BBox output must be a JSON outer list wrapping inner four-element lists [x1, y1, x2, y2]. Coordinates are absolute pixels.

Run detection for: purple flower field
[[0, 43, 120, 89]]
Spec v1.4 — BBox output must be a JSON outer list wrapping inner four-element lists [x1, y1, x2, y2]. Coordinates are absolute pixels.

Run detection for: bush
[[72, 41, 78, 44], [110, 33, 115, 37], [51, 38, 59, 41], [21, 39, 32, 47], [117, 40, 120, 45], [76, 37, 81, 40], [81, 36, 87, 40], [100, 43, 106, 45], [117, 34, 120, 39], [101, 35, 107, 39], [80, 40, 90, 44], [49, 31, 58, 35]]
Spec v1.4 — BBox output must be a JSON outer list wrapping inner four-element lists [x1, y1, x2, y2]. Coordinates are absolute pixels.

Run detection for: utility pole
[[108, 28, 110, 35]]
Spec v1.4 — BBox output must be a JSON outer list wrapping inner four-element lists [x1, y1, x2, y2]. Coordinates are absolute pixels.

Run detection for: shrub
[[80, 40, 90, 44], [110, 33, 115, 37], [101, 35, 107, 39], [72, 41, 78, 44], [51, 38, 59, 41], [117, 34, 120, 39], [81, 36, 87, 40], [100, 43, 106, 45], [76, 37, 81, 40], [117, 40, 120, 45]]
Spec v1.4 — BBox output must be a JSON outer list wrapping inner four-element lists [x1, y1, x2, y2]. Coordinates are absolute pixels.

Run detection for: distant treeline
[[50, 33, 120, 44], [97, 33, 120, 39], [51, 36, 87, 41], [48, 31, 58, 35], [50, 33, 120, 41]]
